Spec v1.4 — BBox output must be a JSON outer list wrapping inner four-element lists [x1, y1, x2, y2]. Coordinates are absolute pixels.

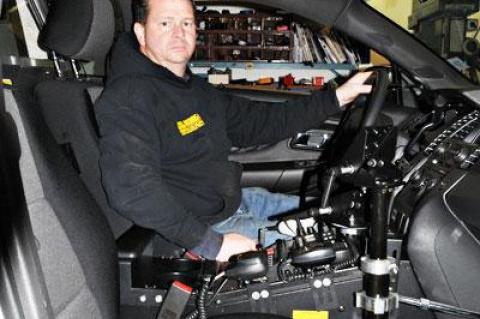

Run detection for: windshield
[[368, 0, 480, 84]]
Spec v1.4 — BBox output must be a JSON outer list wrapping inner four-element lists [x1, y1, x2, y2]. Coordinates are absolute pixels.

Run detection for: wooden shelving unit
[[191, 9, 362, 83], [194, 12, 294, 61], [189, 61, 357, 71]]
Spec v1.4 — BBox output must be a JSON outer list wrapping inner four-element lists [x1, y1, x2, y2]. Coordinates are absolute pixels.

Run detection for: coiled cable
[[183, 276, 211, 319], [198, 277, 210, 319]]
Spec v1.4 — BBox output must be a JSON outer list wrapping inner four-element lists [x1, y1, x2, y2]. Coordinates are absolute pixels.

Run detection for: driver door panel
[[229, 137, 325, 193], [225, 89, 336, 194]]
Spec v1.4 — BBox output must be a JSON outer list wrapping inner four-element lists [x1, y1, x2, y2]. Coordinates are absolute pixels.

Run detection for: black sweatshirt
[[95, 33, 341, 258]]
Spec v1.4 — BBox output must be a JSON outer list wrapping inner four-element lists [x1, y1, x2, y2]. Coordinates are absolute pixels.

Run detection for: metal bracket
[[361, 256, 396, 276], [355, 292, 399, 314], [340, 165, 356, 175]]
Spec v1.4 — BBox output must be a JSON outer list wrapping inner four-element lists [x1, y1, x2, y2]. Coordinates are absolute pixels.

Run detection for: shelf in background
[[189, 61, 357, 70], [196, 13, 269, 18], [196, 45, 291, 51], [216, 83, 321, 96], [197, 30, 292, 35]]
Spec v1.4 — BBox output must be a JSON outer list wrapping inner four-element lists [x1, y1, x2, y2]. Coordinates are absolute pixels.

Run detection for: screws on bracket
[[260, 290, 270, 299]]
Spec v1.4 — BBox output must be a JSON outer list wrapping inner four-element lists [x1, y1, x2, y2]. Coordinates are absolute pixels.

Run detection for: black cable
[[331, 238, 359, 270], [184, 309, 199, 319], [332, 257, 357, 271], [277, 258, 292, 282], [207, 278, 228, 307], [334, 237, 359, 271], [183, 277, 211, 319], [198, 277, 210, 319]]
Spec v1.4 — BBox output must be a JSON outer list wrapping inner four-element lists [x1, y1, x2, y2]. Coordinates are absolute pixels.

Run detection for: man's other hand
[[335, 71, 373, 108], [216, 233, 257, 262]]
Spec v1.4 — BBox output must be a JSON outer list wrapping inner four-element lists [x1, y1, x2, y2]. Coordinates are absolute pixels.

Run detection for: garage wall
[[366, 0, 413, 65], [367, 0, 413, 30]]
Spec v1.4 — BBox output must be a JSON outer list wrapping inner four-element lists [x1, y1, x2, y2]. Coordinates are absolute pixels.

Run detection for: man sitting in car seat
[[95, 0, 372, 262]]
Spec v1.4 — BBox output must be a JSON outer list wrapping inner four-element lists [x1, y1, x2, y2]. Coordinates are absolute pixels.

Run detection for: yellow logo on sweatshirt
[[177, 113, 205, 136]]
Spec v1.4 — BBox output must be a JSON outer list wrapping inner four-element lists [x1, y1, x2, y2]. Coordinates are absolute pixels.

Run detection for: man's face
[[134, 0, 197, 73]]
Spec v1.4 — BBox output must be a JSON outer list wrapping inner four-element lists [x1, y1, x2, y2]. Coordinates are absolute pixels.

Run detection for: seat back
[[117, 0, 134, 31], [34, 80, 132, 238], [37, 0, 132, 238], [3, 79, 118, 318]]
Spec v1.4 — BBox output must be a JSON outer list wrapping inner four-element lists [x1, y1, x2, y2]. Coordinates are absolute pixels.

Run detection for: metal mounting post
[[356, 182, 399, 319]]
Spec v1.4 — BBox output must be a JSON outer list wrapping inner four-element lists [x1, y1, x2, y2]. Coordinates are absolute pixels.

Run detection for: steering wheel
[[275, 68, 393, 217], [325, 67, 391, 167]]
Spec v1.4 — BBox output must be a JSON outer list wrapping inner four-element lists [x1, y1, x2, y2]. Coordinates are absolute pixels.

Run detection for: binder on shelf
[[324, 33, 347, 63], [292, 23, 360, 65], [315, 35, 333, 64], [306, 28, 322, 63]]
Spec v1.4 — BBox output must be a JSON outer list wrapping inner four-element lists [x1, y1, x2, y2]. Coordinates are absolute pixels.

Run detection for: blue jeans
[[212, 187, 299, 246]]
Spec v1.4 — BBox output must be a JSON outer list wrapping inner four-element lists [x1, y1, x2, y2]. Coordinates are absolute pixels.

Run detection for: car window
[[1, 0, 28, 57], [1, 0, 47, 60], [367, 0, 480, 84]]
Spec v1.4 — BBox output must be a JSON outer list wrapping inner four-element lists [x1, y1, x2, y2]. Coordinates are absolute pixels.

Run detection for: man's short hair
[[132, 0, 148, 24], [133, 0, 196, 24]]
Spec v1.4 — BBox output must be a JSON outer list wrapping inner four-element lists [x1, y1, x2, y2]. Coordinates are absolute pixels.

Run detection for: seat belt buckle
[[156, 281, 193, 319]]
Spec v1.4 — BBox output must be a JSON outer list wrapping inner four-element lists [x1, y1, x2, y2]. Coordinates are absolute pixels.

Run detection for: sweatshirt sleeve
[[223, 88, 341, 147], [96, 80, 222, 257]]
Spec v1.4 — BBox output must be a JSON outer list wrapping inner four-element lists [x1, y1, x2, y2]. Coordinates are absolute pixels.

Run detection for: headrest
[[38, 0, 115, 62], [117, 0, 133, 32]]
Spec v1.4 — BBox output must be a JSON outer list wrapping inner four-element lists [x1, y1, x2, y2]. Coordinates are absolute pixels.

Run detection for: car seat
[[1, 50, 290, 319], [35, 0, 132, 239]]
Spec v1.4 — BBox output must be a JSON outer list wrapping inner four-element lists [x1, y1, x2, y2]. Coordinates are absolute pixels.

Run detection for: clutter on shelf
[[292, 24, 361, 64], [193, 8, 363, 65], [194, 10, 294, 61]]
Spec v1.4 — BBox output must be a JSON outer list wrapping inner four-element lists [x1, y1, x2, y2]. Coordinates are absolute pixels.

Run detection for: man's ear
[[133, 22, 146, 47]]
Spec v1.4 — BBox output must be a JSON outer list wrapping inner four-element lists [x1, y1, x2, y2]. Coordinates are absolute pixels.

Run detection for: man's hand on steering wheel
[[335, 71, 373, 108], [327, 67, 392, 169]]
